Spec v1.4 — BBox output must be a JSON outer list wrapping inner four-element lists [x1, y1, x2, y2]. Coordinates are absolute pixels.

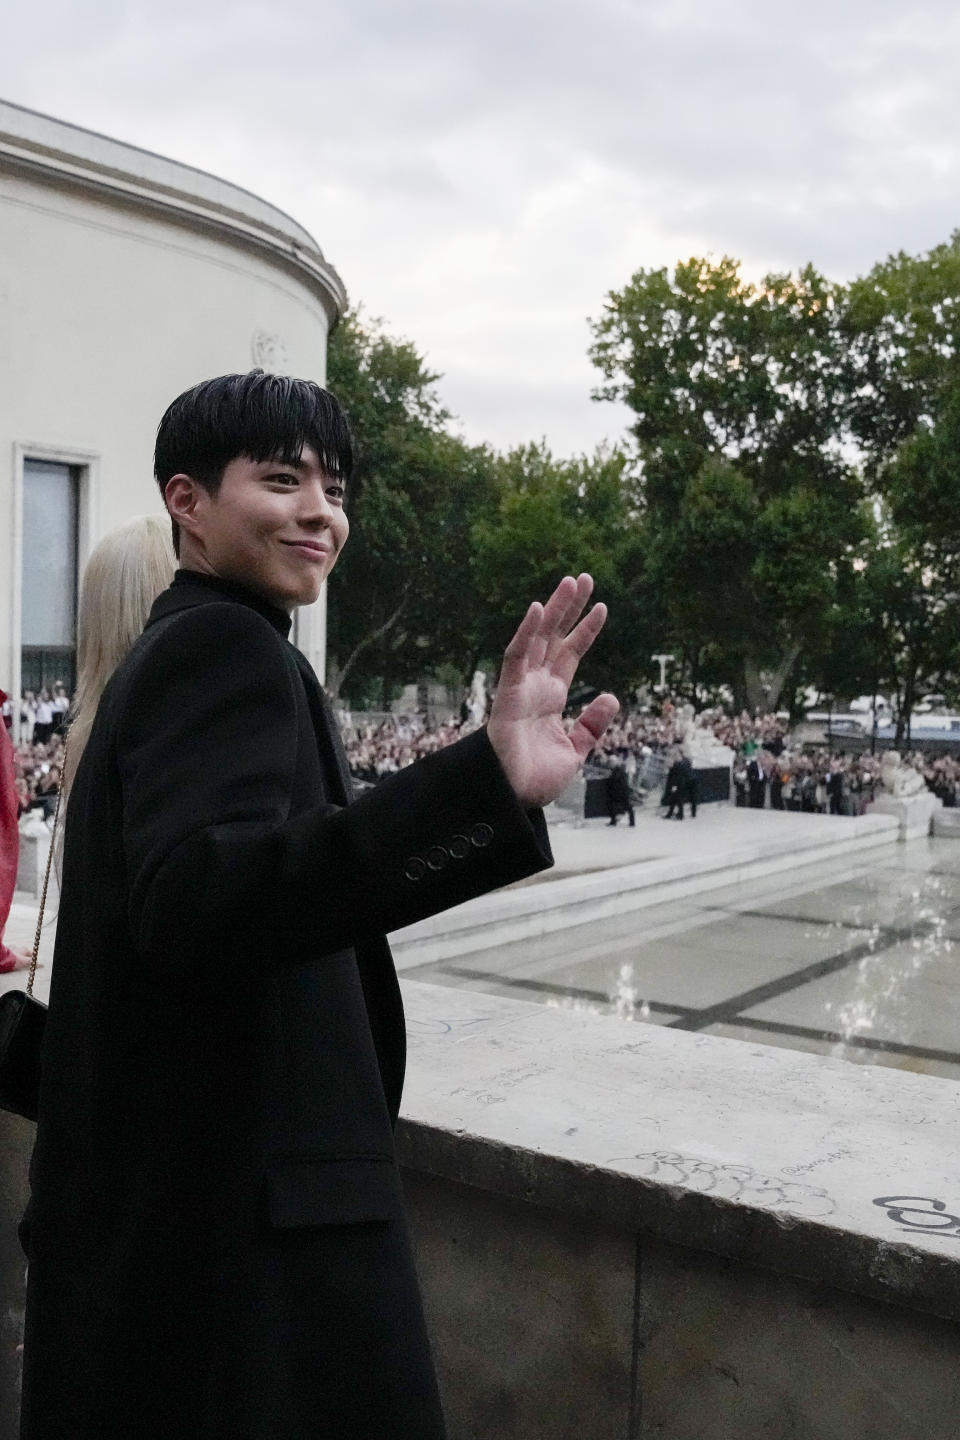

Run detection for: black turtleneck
[[172, 568, 293, 640]]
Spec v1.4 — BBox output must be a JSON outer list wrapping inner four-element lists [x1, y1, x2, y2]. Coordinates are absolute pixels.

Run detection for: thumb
[[568, 693, 620, 760]]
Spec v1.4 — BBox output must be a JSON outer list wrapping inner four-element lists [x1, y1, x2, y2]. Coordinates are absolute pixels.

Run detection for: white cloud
[[3, 0, 960, 451]]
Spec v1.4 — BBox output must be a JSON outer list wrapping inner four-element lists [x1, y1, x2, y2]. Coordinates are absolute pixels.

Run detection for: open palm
[[487, 573, 619, 809]]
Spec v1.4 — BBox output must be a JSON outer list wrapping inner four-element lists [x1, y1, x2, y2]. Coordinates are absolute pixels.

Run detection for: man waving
[[22, 370, 617, 1440]]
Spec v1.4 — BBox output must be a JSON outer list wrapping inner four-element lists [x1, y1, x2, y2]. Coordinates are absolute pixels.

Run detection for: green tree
[[873, 384, 960, 736], [589, 255, 865, 708], [843, 232, 960, 474], [471, 443, 649, 700], [325, 311, 497, 703], [842, 234, 960, 732]]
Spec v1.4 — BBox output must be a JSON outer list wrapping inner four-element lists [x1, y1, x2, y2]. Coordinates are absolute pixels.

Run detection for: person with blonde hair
[[60, 514, 176, 808], [4, 519, 172, 971]]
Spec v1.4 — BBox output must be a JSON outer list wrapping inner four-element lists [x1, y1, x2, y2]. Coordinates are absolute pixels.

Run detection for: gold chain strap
[[28, 737, 68, 998]]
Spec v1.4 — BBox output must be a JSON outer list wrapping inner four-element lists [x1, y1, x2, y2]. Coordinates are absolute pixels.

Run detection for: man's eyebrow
[[257, 455, 348, 485], [260, 456, 306, 470]]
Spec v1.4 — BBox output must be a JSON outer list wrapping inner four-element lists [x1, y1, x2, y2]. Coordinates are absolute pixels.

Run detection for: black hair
[[154, 370, 353, 556]]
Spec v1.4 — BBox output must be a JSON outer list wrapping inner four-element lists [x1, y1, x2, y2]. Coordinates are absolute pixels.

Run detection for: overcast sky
[[3, 0, 960, 455]]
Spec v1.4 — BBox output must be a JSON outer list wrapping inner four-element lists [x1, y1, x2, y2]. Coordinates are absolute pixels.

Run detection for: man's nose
[[299, 480, 337, 523]]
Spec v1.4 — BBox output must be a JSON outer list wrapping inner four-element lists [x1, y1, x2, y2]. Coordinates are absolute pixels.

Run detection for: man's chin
[[290, 582, 323, 610]]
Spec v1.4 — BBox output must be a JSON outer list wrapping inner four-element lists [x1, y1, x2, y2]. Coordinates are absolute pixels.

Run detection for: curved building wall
[[0, 98, 346, 724]]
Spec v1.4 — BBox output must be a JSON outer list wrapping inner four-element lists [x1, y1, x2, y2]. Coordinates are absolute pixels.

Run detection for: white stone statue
[[468, 670, 487, 726], [678, 704, 734, 768], [879, 751, 926, 799]]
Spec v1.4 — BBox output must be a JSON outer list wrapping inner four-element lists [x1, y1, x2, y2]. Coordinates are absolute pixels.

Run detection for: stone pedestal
[[683, 742, 735, 771], [692, 764, 731, 803], [15, 828, 50, 898], [932, 807, 960, 839], [870, 789, 940, 840]]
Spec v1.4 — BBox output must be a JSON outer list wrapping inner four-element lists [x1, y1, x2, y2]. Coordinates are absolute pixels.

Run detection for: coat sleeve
[[117, 603, 553, 970]]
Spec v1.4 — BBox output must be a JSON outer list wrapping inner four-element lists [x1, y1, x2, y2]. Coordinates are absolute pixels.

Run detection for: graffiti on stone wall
[[608, 1150, 837, 1217], [873, 1195, 960, 1238]]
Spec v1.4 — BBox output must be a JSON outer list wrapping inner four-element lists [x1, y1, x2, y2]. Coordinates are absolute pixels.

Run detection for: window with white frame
[[20, 458, 80, 698]]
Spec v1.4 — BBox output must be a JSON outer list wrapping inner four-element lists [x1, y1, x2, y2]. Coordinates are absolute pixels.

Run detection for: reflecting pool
[[405, 837, 960, 1084]]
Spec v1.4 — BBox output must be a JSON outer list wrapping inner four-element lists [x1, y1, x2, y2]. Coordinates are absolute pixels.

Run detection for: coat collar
[[144, 569, 354, 806], [146, 569, 294, 639]]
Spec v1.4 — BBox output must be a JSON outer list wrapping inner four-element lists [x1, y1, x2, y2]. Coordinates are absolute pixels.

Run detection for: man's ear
[[164, 474, 205, 545]]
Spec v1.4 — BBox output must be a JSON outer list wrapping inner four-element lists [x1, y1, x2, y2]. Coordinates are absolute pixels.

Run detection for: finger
[[499, 601, 542, 687], [544, 573, 594, 662], [568, 694, 620, 760], [553, 572, 593, 636], [552, 602, 608, 687], [536, 575, 579, 644], [529, 576, 579, 670]]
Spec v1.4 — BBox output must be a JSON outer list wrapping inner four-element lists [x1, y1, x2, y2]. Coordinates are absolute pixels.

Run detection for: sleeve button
[[448, 833, 470, 860], [470, 822, 494, 849], [404, 856, 427, 881], [427, 845, 450, 871]]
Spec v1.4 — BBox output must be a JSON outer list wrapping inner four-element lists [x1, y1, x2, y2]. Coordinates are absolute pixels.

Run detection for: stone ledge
[[397, 980, 960, 1322]]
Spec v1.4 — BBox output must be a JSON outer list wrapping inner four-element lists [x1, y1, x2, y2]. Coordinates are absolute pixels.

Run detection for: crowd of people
[[338, 701, 957, 820], [10, 734, 66, 823], [16, 686, 71, 744], [589, 705, 789, 764], [3, 688, 70, 822], [9, 687, 960, 821], [339, 714, 484, 784], [730, 749, 960, 814]]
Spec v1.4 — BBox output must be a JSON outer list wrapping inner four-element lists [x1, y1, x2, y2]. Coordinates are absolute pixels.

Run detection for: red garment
[[0, 688, 25, 971]]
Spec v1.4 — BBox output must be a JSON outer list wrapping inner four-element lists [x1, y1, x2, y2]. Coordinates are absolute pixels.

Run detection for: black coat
[[21, 570, 552, 1439]]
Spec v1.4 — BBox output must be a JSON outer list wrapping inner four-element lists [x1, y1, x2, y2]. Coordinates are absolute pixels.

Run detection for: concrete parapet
[[398, 980, 960, 1438], [404, 1174, 960, 1440]]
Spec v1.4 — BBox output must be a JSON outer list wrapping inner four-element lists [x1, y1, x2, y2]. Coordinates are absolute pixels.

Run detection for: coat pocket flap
[[266, 1156, 401, 1229]]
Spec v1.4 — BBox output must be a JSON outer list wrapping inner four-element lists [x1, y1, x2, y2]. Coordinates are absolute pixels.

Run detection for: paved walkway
[[538, 800, 887, 875], [3, 883, 57, 1005]]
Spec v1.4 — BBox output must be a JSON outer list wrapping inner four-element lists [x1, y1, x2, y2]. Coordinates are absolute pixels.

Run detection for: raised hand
[[487, 573, 619, 809]]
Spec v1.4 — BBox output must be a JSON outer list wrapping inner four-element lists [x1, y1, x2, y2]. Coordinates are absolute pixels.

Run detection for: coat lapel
[[291, 652, 354, 807]]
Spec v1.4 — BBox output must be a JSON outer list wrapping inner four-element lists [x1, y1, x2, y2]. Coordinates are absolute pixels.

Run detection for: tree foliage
[[325, 234, 960, 730], [325, 311, 498, 703], [470, 443, 648, 699], [844, 232, 960, 473], [326, 311, 643, 707], [589, 256, 865, 707], [842, 233, 960, 728]]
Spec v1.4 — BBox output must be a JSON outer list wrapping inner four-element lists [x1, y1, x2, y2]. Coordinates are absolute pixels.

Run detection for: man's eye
[[269, 473, 299, 486], [327, 484, 346, 500]]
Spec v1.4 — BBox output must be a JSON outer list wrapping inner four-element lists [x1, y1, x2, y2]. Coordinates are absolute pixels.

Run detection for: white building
[[0, 97, 346, 734]]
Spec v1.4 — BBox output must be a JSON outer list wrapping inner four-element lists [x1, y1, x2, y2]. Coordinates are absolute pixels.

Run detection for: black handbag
[[0, 989, 47, 1121], [0, 753, 63, 1122]]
